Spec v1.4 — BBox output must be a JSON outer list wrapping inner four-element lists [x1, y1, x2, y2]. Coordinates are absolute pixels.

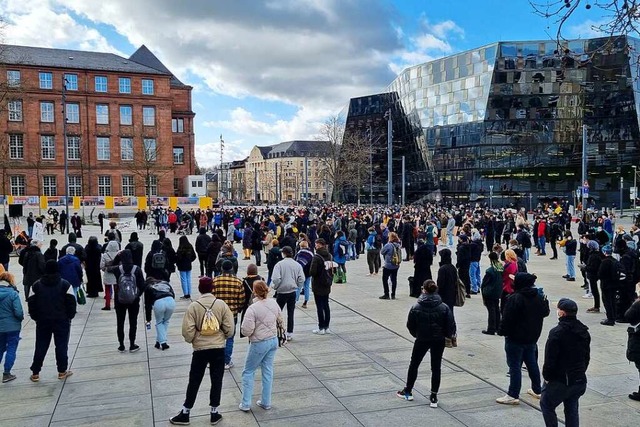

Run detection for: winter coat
[[436, 250, 458, 310], [412, 243, 433, 295], [333, 236, 348, 265], [407, 293, 454, 341], [499, 281, 550, 344], [481, 265, 503, 300], [182, 293, 234, 350], [309, 247, 332, 296], [0, 235, 13, 265], [144, 280, 175, 322], [0, 281, 23, 332], [215, 252, 239, 276], [266, 247, 283, 271], [124, 240, 144, 267], [19, 245, 45, 289], [242, 226, 254, 249], [27, 273, 76, 321], [101, 241, 120, 285], [58, 254, 83, 288], [502, 261, 518, 294], [195, 231, 212, 254], [176, 245, 197, 272], [84, 240, 103, 295], [456, 242, 471, 268], [206, 236, 223, 273], [598, 256, 620, 291], [110, 250, 146, 305], [469, 240, 483, 262], [625, 299, 640, 363], [543, 316, 590, 386], [381, 242, 401, 270]]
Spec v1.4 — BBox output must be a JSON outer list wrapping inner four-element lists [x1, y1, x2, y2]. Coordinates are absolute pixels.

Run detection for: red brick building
[[0, 44, 195, 198]]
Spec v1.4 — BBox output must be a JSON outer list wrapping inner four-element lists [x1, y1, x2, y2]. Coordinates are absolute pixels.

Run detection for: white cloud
[[429, 20, 465, 39], [0, 0, 123, 54], [566, 19, 609, 39]]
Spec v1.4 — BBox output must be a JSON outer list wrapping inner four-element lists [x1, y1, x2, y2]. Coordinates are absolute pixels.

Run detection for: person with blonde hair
[[0, 271, 22, 383], [239, 280, 282, 412]]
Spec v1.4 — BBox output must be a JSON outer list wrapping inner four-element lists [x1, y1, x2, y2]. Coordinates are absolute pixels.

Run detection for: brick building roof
[[128, 45, 188, 87]]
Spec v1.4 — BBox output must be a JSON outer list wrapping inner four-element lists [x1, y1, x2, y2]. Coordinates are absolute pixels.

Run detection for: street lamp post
[[384, 109, 392, 205], [61, 76, 70, 234], [489, 185, 494, 210], [401, 155, 405, 205], [367, 126, 373, 205], [633, 165, 637, 210], [620, 176, 624, 216]]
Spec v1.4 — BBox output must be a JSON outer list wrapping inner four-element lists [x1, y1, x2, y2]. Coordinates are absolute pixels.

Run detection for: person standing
[[266, 239, 282, 285], [124, 232, 144, 268], [597, 245, 619, 326], [456, 234, 472, 298], [19, 240, 45, 299], [84, 237, 103, 298], [469, 232, 484, 295], [195, 228, 212, 277], [496, 273, 550, 405], [213, 260, 245, 369], [0, 230, 13, 271], [271, 246, 305, 341], [101, 240, 120, 310], [624, 283, 640, 401], [238, 280, 281, 412], [170, 277, 234, 426], [584, 240, 602, 312], [436, 248, 458, 347], [26, 212, 35, 238], [57, 246, 83, 299], [144, 278, 176, 350], [109, 249, 146, 353], [396, 280, 454, 408], [98, 212, 105, 234], [380, 232, 402, 300], [70, 212, 82, 237], [411, 239, 433, 298], [27, 260, 76, 382], [310, 238, 333, 334], [562, 231, 577, 282], [481, 252, 503, 335], [0, 271, 23, 383], [294, 240, 314, 308], [58, 210, 67, 234], [540, 298, 591, 427], [365, 227, 381, 276], [176, 235, 197, 299]]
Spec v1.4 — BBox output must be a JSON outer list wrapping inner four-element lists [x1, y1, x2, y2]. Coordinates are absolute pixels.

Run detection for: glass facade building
[[344, 36, 640, 206]]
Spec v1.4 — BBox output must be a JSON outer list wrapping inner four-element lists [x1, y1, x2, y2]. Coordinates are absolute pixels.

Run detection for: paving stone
[[354, 405, 467, 426], [258, 410, 361, 427], [322, 373, 402, 397], [449, 404, 546, 427]]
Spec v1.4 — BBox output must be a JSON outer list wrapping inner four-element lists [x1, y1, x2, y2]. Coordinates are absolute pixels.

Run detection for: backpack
[[117, 265, 138, 305], [152, 250, 166, 270], [615, 259, 628, 285], [374, 234, 382, 250], [196, 299, 220, 336], [391, 245, 402, 266]]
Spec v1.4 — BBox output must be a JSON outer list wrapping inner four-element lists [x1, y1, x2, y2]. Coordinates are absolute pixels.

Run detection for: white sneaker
[[323, 328, 332, 334], [312, 329, 325, 335], [526, 388, 541, 399], [286, 333, 293, 341], [582, 293, 593, 299], [224, 361, 234, 369], [496, 394, 520, 405]]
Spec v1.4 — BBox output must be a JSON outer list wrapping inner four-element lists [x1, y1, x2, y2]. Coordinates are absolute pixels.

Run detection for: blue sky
[[1, 0, 607, 168]]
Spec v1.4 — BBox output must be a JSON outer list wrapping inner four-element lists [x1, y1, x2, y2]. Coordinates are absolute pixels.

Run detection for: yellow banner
[[7, 196, 13, 205], [39, 196, 48, 210], [138, 196, 147, 210], [73, 196, 81, 210], [199, 197, 212, 209], [169, 197, 178, 210], [104, 196, 114, 210]]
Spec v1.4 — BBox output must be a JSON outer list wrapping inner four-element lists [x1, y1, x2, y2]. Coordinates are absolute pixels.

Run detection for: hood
[[559, 316, 590, 340], [105, 240, 120, 254], [316, 247, 330, 258], [150, 240, 163, 252], [211, 233, 221, 242], [514, 272, 536, 290], [119, 249, 133, 265], [417, 292, 443, 308], [0, 282, 16, 302], [439, 248, 452, 265]]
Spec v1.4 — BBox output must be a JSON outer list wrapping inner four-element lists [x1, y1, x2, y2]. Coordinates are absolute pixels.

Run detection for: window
[[142, 106, 155, 126], [40, 101, 54, 122], [97, 137, 110, 160], [98, 176, 111, 196], [119, 105, 132, 125], [64, 74, 78, 91], [142, 79, 154, 95], [146, 175, 158, 196], [174, 178, 180, 195], [43, 176, 57, 196], [9, 134, 24, 159], [8, 100, 22, 121], [67, 136, 81, 160], [95, 76, 108, 92], [144, 138, 157, 162], [68, 176, 82, 197], [66, 103, 80, 123], [41, 135, 55, 160], [39, 72, 53, 89], [173, 147, 184, 164], [10, 176, 25, 196], [122, 176, 135, 196], [172, 118, 184, 132], [120, 138, 133, 160], [118, 77, 131, 94], [96, 104, 109, 124], [7, 70, 20, 87]]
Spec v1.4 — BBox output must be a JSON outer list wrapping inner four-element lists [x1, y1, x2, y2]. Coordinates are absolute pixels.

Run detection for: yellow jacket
[[182, 294, 234, 350]]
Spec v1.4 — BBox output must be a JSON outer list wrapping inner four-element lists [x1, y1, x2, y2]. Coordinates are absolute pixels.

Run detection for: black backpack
[[152, 250, 166, 270], [374, 234, 383, 250]]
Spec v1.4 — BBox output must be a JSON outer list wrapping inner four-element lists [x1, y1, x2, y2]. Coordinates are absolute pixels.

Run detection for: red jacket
[[537, 221, 546, 238]]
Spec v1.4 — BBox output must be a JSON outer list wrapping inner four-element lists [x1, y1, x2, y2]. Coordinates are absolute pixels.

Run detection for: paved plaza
[[2, 218, 640, 426]]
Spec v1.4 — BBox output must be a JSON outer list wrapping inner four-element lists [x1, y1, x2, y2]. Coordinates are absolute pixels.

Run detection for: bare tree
[[340, 131, 373, 204], [316, 115, 345, 202], [123, 134, 173, 208]]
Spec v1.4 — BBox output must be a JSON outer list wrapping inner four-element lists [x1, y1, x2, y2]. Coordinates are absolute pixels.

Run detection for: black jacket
[[144, 241, 169, 281], [585, 250, 603, 276], [309, 247, 332, 296], [110, 250, 146, 305], [407, 293, 454, 341], [195, 231, 212, 254], [436, 251, 458, 310], [598, 256, 619, 290], [456, 242, 471, 268], [499, 282, 550, 344], [625, 300, 640, 363], [27, 273, 76, 321], [469, 240, 483, 262], [144, 279, 175, 322], [564, 238, 577, 256], [124, 240, 144, 268], [543, 316, 590, 385]]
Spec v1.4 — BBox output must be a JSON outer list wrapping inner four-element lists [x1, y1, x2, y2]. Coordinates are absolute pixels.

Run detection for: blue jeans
[[241, 337, 278, 408], [448, 232, 454, 247], [538, 236, 546, 255], [504, 339, 542, 399], [225, 316, 238, 364], [566, 255, 575, 279], [541, 381, 586, 427], [296, 277, 311, 303], [469, 261, 481, 293], [179, 270, 192, 296], [0, 331, 20, 373], [153, 297, 175, 345], [524, 247, 530, 263]]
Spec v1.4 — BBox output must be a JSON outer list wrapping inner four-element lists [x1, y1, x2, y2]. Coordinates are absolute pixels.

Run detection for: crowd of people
[[0, 201, 638, 426]]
